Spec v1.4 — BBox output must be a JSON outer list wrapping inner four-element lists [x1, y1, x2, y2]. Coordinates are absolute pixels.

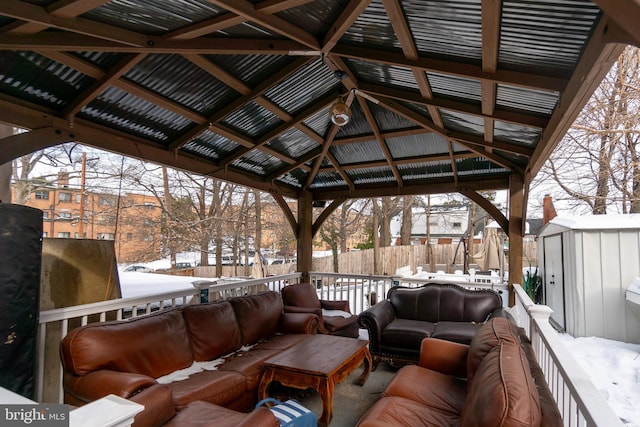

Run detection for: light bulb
[[330, 98, 351, 126]]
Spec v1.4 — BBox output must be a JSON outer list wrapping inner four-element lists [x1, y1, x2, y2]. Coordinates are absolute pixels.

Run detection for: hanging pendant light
[[330, 96, 351, 126]]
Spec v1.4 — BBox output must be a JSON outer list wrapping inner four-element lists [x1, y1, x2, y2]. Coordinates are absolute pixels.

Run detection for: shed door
[[543, 234, 565, 329]]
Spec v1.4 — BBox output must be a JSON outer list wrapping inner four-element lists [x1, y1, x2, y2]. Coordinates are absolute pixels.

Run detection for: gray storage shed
[[538, 215, 640, 344]]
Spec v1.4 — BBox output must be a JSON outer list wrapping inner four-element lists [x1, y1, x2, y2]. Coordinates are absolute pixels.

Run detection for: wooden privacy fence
[[191, 241, 538, 278]]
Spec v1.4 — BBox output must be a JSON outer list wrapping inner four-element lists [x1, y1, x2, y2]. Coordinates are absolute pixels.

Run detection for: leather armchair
[[281, 283, 359, 338]]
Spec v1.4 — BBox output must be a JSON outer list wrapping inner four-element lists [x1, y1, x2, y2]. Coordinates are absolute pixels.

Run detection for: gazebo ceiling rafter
[[0, 0, 636, 204]]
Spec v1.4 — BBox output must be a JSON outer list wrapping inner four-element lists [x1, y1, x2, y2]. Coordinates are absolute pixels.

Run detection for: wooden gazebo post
[[508, 174, 526, 306], [297, 191, 314, 283]]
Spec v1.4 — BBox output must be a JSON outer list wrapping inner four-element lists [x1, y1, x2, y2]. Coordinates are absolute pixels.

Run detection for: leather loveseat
[[356, 317, 563, 427], [60, 291, 318, 427], [357, 283, 506, 366]]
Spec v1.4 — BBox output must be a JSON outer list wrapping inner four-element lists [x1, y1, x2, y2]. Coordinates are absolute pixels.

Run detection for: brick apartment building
[[17, 173, 163, 263]]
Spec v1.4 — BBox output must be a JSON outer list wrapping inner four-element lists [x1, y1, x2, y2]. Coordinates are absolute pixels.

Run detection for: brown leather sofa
[[60, 291, 318, 427], [281, 282, 359, 338], [356, 317, 563, 427], [357, 283, 507, 367]]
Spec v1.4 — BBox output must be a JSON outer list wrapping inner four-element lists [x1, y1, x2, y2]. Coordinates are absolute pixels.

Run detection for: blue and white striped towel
[[256, 398, 317, 427]]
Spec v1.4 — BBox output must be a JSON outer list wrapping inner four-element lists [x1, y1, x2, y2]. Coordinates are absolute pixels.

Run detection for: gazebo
[[1, 0, 639, 302]]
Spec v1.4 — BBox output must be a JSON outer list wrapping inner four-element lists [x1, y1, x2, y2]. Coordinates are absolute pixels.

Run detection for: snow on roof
[[548, 214, 640, 230]]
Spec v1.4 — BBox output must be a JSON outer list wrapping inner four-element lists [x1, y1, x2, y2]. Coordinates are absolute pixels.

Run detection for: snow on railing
[[512, 284, 624, 427]]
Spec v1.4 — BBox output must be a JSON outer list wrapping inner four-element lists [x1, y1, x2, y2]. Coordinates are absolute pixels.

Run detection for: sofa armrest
[[64, 370, 157, 403], [130, 384, 176, 427], [487, 306, 513, 321], [283, 305, 322, 316], [278, 312, 319, 334], [320, 300, 350, 312], [236, 407, 279, 427], [357, 300, 395, 353], [418, 338, 469, 378]]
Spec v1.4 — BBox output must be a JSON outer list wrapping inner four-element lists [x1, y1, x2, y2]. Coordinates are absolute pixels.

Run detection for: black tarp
[[0, 204, 42, 399]]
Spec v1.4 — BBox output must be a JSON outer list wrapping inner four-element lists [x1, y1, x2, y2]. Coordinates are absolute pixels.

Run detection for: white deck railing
[[36, 272, 623, 426], [511, 284, 623, 427]]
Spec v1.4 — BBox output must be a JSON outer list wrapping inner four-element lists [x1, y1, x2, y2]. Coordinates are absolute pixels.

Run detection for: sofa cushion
[[251, 334, 310, 351], [218, 349, 280, 390], [168, 370, 247, 410], [229, 292, 284, 345], [466, 317, 519, 385], [380, 318, 435, 351], [431, 321, 482, 344], [383, 364, 467, 416], [460, 342, 541, 427], [357, 396, 459, 427], [61, 308, 193, 378], [182, 301, 242, 361]]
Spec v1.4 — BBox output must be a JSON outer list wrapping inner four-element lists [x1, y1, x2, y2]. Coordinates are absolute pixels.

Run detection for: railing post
[[528, 304, 553, 345], [192, 280, 215, 304]]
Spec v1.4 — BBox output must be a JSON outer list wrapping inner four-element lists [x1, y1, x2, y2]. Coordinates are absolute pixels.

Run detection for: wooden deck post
[[297, 191, 313, 283], [508, 174, 526, 306]]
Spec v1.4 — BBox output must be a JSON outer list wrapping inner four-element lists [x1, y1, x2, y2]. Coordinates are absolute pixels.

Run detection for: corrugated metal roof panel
[[0, 51, 95, 110], [209, 21, 276, 38], [345, 58, 419, 90], [221, 101, 282, 138], [205, 54, 291, 88], [83, 0, 224, 35], [440, 110, 484, 136], [232, 149, 285, 176], [369, 102, 416, 131], [304, 107, 332, 136], [456, 157, 510, 175], [331, 141, 385, 164], [341, 0, 400, 50], [494, 121, 541, 146], [428, 72, 482, 103], [399, 160, 454, 181], [386, 133, 451, 158], [124, 54, 236, 115], [276, 171, 304, 189], [264, 58, 336, 115], [405, 0, 483, 61], [311, 171, 346, 188], [499, 0, 600, 73], [267, 128, 318, 159], [181, 130, 240, 161], [347, 166, 395, 185], [275, 0, 347, 38], [70, 52, 123, 70], [398, 101, 433, 121], [496, 84, 559, 115], [80, 86, 192, 143]]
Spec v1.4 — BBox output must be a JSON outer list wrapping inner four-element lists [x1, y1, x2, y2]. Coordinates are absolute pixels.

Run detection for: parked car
[[122, 265, 153, 273], [175, 262, 192, 269]]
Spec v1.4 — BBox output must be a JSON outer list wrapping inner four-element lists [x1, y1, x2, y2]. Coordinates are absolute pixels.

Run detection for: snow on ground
[[558, 334, 640, 426], [118, 272, 214, 299]]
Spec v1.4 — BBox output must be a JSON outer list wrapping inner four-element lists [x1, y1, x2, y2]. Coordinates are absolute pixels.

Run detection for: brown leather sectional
[[59, 291, 319, 427], [357, 283, 509, 366], [356, 317, 563, 427]]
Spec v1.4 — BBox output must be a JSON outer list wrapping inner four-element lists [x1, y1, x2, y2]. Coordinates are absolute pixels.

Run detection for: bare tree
[[538, 46, 640, 214]]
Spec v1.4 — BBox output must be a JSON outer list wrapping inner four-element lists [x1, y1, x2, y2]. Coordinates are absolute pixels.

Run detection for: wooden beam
[[0, 127, 72, 162], [0, 0, 147, 46], [591, 0, 640, 46], [331, 44, 569, 92], [312, 198, 344, 237], [208, 0, 320, 50], [459, 188, 508, 232], [0, 33, 307, 54], [323, 0, 371, 52]]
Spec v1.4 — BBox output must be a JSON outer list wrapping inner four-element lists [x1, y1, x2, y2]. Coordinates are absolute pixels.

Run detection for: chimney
[[543, 194, 557, 225], [57, 171, 70, 188]]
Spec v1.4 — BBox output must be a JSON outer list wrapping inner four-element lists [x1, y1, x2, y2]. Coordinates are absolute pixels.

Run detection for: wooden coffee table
[[258, 334, 372, 426]]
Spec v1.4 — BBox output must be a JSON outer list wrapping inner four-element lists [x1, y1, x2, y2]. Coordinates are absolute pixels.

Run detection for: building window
[[43, 232, 48, 237], [99, 197, 115, 206], [126, 233, 133, 241], [143, 235, 154, 242], [75, 194, 82, 203], [59, 192, 72, 202], [74, 232, 79, 239], [42, 211, 49, 219], [59, 211, 72, 219], [144, 202, 156, 208], [97, 233, 115, 240], [57, 232, 71, 238], [452, 222, 462, 228], [35, 190, 49, 200]]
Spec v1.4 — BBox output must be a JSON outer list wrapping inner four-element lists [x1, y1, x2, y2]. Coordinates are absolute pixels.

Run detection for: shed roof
[[540, 214, 640, 234], [0, 0, 638, 204]]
